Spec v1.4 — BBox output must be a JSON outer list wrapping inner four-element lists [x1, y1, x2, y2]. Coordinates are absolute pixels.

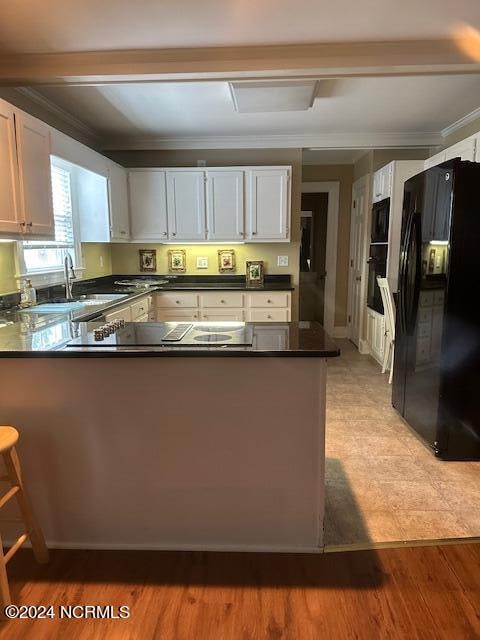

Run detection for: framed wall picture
[[246, 260, 264, 288], [217, 249, 236, 273], [167, 249, 187, 273], [139, 249, 157, 272]]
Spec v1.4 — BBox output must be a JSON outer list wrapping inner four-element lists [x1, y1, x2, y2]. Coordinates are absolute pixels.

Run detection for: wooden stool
[[0, 426, 49, 611]]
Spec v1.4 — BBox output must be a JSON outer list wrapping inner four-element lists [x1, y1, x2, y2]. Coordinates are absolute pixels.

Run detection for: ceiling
[[32, 75, 480, 148], [0, 0, 479, 54]]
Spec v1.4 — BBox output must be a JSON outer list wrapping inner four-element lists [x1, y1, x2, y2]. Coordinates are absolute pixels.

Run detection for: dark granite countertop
[[0, 320, 339, 358]]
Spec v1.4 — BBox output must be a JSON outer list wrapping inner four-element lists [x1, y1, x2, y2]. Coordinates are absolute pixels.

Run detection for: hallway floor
[[325, 340, 480, 548]]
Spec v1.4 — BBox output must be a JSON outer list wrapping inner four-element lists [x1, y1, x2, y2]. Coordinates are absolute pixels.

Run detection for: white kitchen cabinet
[[104, 305, 133, 324], [166, 170, 206, 241], [253, 326, 289, 350], [77, 167, 110, 243], [153, 290, 291, 323], [424, 151, 446, 170], [372, 164, 393, 203], [0, 100, 21, 235], [200, 309, 245, 321], [206, 170, 244, 241], [13, 110, 54, 238], [366, 308, 385, 364], [246, 168, 290, 241], [108, 162, 130, 241], [128, 170, 168, 241], [444, 138, 476, 162]]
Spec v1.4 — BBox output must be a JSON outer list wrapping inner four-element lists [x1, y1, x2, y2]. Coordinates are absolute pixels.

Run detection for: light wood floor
[[325, 340, 480, 546], [0, 544, 479, 639]]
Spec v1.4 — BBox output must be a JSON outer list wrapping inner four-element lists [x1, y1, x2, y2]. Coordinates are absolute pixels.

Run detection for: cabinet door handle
[[25, 222, 33, 228], [163, 231, 167, 236], [172, 232, 176, 237], [252, 231, 257, 235], [175, 300, 180, 304], [220, 299, 226, 304]]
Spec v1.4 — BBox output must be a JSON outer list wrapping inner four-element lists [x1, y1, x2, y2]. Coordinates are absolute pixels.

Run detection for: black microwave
[[371, 198, 390, 243]]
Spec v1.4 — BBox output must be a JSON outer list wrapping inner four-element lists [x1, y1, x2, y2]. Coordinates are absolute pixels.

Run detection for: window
[[19, 159, 82, 279]]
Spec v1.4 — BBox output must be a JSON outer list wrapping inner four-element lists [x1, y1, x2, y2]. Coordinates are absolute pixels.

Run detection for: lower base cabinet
[[104, 294, 152, 323], [366, 308, 385, 365], [152, 291, 291, 323]]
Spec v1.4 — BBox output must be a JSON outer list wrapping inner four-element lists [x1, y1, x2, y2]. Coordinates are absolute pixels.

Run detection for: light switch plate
[[196, 256, 209, 269], [277, 255, 289, 267]]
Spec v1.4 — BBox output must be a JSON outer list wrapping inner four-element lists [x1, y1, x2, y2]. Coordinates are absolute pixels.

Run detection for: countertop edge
[[0, 349, 340, 359]]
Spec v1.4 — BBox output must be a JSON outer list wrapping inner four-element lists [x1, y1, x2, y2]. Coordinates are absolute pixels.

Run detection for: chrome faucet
[[64, 253, 76, 301]]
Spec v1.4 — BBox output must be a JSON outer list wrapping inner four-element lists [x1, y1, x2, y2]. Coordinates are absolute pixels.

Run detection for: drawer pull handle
[[175, 300, 180, 304], [267, 315, 272, 319], [267, 299, 272, 303], [220, 299, 226, 304]]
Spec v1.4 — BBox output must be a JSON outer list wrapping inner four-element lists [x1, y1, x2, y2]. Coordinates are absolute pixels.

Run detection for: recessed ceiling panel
[[229, 81, 318, 112]]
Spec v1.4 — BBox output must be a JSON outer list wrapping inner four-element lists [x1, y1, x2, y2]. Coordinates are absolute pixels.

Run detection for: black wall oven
[[367, 244, 387, 313], [371, 198, 390, 243]]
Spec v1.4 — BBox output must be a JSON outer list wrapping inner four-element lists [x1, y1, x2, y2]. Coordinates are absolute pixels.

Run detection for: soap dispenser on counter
[[20, 279, 37, 307]]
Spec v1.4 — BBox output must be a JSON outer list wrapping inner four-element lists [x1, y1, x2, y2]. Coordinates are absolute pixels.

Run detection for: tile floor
[[324, 340, 480, 547]]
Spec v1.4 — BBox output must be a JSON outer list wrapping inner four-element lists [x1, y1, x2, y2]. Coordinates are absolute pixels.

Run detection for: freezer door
[[401, 167, 451, 453]]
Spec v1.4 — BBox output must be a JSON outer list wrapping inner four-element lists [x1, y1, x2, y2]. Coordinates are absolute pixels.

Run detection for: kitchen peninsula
[[0, 279, 338, 553]]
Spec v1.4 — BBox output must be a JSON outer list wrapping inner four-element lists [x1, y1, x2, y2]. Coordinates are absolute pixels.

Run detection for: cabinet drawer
[[155, 293, 199, 308], [201, 308, 245, 321], [156, 308, 199, 321], [131, 296, 151, 320], [104, 306, 132, 323], [249, 308, 289, 322], [199, 292, 245, 308], [248, 292, 290, 308], [135, 313, 148, 323]]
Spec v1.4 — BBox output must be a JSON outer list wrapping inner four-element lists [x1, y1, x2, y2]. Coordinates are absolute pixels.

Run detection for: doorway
[[299, 193, 328, 323], [300, 182, 339, 336]]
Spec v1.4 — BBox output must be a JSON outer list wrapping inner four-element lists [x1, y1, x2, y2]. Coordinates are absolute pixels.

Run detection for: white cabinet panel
[[77, 167, 110, 242], [248, 292, 291, 308], [444, 138, 476, 162], [249, 308, 289, 322], [372, 163, 393, 203], [200, 309, 245, 321], [167, 170, 206, 241], [424, 151, 446, 170], [108, 162, 130, 241], [253, 326, 289, 350], [156, 308, 199, 321], [206, 170, 244, 241], [0, 100, 21, 234], [155, 292, 199, 308], [366, 308, 385, 364], [128, 170, 168, 241], [105, 306, 132, 323], [246, 168, 290, 241], [199, 292, 245, 308], [14, 111, 54, 238]]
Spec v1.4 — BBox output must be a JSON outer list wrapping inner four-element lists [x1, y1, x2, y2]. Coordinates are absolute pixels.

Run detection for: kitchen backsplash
[[0, 241, 297, 294], [110, 243, 298, 277]]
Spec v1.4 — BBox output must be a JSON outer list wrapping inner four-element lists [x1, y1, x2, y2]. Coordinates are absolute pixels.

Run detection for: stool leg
[[0, 530, 12, 615], [2, 448, 49, 564]]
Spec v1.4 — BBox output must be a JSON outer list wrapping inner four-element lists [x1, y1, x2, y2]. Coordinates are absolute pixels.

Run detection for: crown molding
[[1, 39, 479, 85], [101, 131, 441, 151], [14, 87, 101, 143], [441, 106, 480, 138]]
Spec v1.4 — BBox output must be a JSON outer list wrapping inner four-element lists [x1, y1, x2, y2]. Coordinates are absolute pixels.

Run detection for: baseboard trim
[[358, 339, 370, 354], [333, 326, 348, 338]]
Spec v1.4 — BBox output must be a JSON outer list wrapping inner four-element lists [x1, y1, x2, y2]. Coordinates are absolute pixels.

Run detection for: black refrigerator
[[392, 159, 480, 460]]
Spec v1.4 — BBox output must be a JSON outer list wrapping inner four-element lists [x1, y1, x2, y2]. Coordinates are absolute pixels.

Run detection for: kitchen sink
[[43, 293, 129, 306]]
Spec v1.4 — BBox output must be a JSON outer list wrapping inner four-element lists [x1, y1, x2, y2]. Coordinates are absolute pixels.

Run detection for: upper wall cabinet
[[246, 168, 290, 241], [0, 100, 54, 239], [128, 170, 168, 241], [424, 134, 478, 169], [206, 170, 244, 241], [108, 162, 130, 241], [0, 100, 21, 235], [443, 137, 476, 162], [128, 166, 291, 243], [166, 170, 206, 241], [372, 164, 393, 203]]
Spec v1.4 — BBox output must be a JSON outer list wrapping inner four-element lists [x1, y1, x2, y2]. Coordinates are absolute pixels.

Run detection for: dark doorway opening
[[299, 192, 328, 323]]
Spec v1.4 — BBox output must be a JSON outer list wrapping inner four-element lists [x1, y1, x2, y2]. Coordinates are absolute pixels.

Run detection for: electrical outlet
[[277, 255, 289, 267], [196, 256, 208, 269]]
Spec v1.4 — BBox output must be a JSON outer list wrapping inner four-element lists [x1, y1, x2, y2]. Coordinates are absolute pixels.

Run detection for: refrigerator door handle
[[399, 209, 414, 333], [406, 211, 422, 334]]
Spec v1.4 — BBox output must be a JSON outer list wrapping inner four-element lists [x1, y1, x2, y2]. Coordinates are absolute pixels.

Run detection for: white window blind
[[22, 163, 77, 273]]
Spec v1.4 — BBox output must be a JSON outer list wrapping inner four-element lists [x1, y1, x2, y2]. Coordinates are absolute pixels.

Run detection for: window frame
[[16, 156, 84, 288]]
